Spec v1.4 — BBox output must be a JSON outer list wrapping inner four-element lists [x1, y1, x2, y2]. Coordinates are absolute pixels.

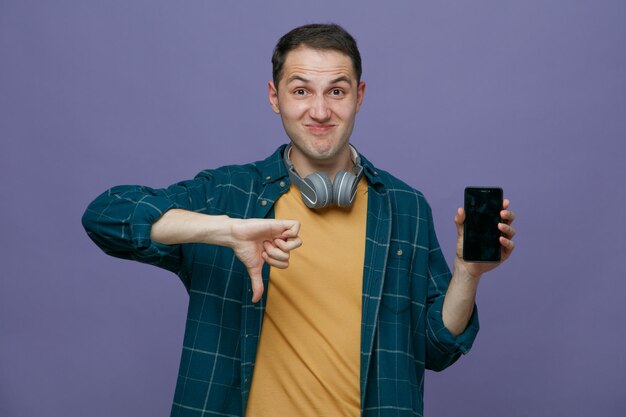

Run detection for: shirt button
[[279, 180, 286, 187], [266, 176, 271, 181], [260, 200, 267, 206], [397, 248, 403, 256]]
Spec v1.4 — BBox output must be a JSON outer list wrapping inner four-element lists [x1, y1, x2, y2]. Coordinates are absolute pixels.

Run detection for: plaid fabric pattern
[[82, 145, 479, 417]]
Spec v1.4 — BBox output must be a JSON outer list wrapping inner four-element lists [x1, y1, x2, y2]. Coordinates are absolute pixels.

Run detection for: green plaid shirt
[[83, 145, 479, 417]]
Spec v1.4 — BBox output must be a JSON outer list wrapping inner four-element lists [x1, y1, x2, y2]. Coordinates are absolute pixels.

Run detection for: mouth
[[305, 124, 335, 135]]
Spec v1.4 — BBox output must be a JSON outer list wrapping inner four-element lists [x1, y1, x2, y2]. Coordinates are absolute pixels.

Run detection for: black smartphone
[[463, 187, 503, 263]]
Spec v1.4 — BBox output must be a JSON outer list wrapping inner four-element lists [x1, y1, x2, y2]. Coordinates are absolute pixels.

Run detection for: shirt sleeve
[[423, 204, 480, 372], [81, 173, 217, 279]]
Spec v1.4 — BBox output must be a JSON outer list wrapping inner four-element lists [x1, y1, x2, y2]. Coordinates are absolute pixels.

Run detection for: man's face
[[269, 46, 365, 174]]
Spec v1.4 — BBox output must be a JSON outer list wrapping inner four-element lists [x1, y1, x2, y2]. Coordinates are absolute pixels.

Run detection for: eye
[[330, 88, 344, 96], [294, 88, 307, 96]]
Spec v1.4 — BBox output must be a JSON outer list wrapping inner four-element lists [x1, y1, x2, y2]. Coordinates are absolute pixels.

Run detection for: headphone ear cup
[[333, 171, 358, 208], [302, 172, 333, 209]]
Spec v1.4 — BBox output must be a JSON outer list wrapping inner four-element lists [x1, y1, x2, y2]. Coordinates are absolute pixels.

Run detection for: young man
[[83, 23, 516, 417]]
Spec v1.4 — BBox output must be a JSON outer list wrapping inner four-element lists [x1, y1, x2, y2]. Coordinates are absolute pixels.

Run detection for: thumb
[[248, 266, 265, 303], [454, 207, 465, 237]]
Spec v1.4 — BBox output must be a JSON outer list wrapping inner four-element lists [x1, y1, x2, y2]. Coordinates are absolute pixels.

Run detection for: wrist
[[453, 257, 483, 284], [202, 215, 235, 247]]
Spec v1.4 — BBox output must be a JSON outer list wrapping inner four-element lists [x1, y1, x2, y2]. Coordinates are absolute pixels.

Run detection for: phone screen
[[463, 187, 503, 262]]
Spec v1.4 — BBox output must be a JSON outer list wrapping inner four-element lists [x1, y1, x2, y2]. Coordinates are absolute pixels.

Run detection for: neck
[[289, 145, 354, 181]]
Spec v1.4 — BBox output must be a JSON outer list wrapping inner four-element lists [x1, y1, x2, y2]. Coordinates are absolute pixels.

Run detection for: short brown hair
[[271, 23, 362, 87]]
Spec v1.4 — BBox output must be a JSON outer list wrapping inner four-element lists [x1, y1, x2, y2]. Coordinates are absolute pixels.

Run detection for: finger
[[261, 250, 289, 268], [263, 240, 290, 262], [274, 236, 303, 252], [498, 223, 516, 239], [499, 236, 515, 252], [503, 198, 510, 210], [500, 209, 516, 224], [264, 255, 289, 269], [289, 220, 300, 236], [279, 220, 301, 239]]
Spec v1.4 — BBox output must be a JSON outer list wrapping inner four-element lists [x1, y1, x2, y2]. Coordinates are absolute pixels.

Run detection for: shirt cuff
[[129, 194, 178, 258], [427, 296, 480, 355]]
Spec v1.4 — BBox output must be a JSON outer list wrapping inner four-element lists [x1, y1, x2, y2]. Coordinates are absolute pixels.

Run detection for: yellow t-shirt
[[246, 178, 368, 417]]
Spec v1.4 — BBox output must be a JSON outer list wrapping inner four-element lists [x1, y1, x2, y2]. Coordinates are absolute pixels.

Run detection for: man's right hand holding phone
[[442, 196, 516, 337]]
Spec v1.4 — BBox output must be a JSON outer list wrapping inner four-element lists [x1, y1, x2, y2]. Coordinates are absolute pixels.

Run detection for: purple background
[[1, 1, 625, 416]]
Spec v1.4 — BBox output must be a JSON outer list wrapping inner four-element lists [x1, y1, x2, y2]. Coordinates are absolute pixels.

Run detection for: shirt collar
[[256, 144, 290, 185], [256, 144, 386, 192]]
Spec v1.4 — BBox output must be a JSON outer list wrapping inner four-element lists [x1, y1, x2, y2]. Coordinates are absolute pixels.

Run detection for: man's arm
[[83, 177, 303, 299], [150, 209, 302, 303], [442, 199, 516, 336]]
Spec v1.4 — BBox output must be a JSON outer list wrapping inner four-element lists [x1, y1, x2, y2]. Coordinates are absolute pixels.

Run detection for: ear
[[268, 81, 280, 114], [356, 81, 366, 112]]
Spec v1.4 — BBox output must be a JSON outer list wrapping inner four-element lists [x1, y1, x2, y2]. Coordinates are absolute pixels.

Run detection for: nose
[[308, 95, 331, 121]]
